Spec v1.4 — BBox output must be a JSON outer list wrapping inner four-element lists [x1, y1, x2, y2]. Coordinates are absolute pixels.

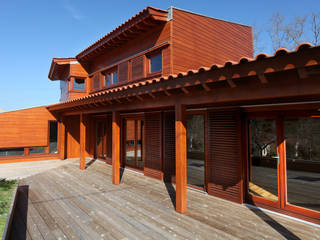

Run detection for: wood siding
[[118, 62, 129, 83], [0, 106, 56, 148], [207, 108, 242, 203], [90, 23, 170, 73], [144, 112, 162, 179], [172, 8, 253, 74], [131, 55, 145, 81], [163, 112, 176, 182]]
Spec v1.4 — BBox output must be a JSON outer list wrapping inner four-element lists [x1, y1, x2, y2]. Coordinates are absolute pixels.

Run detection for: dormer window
[[149, 52, 162, 73], [104, 68, 118, 87], [74, 78, 85, 90]]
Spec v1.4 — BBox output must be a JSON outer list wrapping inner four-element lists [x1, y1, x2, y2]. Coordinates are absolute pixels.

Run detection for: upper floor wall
[[171, 8, 253, 74], [48, 6, 253, 100]]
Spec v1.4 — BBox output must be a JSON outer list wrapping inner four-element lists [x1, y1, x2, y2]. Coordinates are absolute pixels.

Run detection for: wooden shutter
[[118, 61, 128, 83], [163, 112, 176, 182], [93, 73, 100, 90], [207, 108, 242, 203], [131, 56, 145, 81], [144, 112, 162, 179]]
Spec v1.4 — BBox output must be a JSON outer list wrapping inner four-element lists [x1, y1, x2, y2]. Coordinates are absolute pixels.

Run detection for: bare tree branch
[[284, 16, 307, 50], [311, 12, 320, 45], [267, 12, 287, 51], [252, 24, 265, 56]]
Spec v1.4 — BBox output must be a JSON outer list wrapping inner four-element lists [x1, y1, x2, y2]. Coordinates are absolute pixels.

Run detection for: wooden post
[[80, 113, 87, 170], [59, 116, 66, 160], [175, 103, 187, 213], [112, 111, 120, 185]]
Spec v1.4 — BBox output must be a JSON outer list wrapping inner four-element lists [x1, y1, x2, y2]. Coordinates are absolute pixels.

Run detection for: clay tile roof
[[47, 42, 320, 111]]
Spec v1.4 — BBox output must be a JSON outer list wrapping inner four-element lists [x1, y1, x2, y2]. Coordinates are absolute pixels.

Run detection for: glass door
[[247, 114, 320, 220], [124, 118, 144, 169], [186, 114, 205, 189], [248, 118, 280, 206], [283, 117, 320, 213]]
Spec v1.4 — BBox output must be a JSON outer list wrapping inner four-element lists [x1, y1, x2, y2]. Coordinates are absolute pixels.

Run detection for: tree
[[252, 24, 265, 55], [267, 12, 287, 51], [311, 12, 320, 45], [284, 16, 307, 50]]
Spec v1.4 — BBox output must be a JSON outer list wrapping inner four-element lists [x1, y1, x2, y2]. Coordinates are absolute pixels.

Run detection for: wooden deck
[[9, 159, 320, 240]]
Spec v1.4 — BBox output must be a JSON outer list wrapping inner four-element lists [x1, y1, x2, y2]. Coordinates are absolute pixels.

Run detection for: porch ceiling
[[47, 43, 320, 113]]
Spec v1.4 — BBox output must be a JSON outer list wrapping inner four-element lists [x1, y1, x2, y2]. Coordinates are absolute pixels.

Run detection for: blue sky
[[0, 0, 319, 112]]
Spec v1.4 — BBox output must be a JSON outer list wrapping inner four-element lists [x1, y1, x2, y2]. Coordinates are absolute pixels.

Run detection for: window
[[104, 68, 118, 86], [49, 121, 58, 154], [29, 148, 45, 154], [149, 53, 162, 73], [74, 78, 85, 90], [0, 148, 24, 157]]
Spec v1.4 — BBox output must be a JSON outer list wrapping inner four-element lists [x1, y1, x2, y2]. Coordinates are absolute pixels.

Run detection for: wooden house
[[0, 6, 319, 224]]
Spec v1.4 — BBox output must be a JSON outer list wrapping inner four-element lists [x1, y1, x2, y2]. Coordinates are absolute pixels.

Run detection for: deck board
[[9, 159, 320, 240]]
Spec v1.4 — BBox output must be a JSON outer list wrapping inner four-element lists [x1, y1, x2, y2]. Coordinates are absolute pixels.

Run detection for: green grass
[[0, 180, 17, 239]]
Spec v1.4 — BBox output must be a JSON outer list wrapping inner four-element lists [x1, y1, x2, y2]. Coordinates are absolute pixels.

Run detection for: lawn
[[0, 180, 17, 238]]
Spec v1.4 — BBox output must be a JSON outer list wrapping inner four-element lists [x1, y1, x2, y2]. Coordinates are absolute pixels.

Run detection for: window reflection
[[187, 114, 205, 188], [284, 117, 320, 211], [248, 119, 278, 201]]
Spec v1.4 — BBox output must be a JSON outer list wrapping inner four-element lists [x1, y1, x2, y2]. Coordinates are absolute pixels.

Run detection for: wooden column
[[175, 103, 187, 213], [80, 113, 87, 170], [59, 116, 66, 160], [112, 111, 121, 185]]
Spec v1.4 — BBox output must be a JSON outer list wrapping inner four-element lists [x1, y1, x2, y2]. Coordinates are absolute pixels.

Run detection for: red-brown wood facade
[[1, 7, 320, 224]]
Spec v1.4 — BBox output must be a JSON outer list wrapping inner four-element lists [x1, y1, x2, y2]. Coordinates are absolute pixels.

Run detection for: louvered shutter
[[131, 56, 145, 81], [207, 108, 242, 203], [93, 73, 100, 90], [118, 61, 128, 83], [163, 112, 176, 182], [144, 112, 162, 179]]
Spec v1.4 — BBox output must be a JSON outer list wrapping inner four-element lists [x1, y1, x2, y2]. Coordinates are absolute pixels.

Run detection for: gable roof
[[48, 57, 78, 81], [76, 6, 168, 62]]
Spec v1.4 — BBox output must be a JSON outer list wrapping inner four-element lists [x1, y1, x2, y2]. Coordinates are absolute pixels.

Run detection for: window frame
[[72, 77, 86, 91], [103, 67, 118, 87], [147, 51, 162, 76]]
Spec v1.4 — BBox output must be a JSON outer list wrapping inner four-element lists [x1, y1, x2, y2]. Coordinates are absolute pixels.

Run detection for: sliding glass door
[[124, 117, 144, 170], [247, 114, 320, 218], [248, 118, 280, 206]]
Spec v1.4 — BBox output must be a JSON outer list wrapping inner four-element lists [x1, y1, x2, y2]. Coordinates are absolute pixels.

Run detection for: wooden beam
[[258, 74, 268, 84], [175, 103, 187, 213], [59, 116, 66, 160], [297, 67, 308, 79], [181, 87, 189, 94], [148, 92, 156, 99], [112, 111, 121, 185], [116, 98, 122, 103], [227, 79, 236, 88], [136, 95, 143, 101], [201, 83, 211, 91], [164, 90, 171, 96], [80, 113, 87, 170]]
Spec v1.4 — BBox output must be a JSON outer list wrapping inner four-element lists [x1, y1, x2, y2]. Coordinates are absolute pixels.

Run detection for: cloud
[[63, 0, 83, 20], [0, 109, 4, 113]]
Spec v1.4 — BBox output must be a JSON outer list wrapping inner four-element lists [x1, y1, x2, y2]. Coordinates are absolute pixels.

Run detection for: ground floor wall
[[79, 105, 319, 224], [0, 106, 59, 162]]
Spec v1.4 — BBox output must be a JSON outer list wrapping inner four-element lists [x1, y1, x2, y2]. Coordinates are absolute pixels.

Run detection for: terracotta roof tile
[[47, 42, 320, 110]]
